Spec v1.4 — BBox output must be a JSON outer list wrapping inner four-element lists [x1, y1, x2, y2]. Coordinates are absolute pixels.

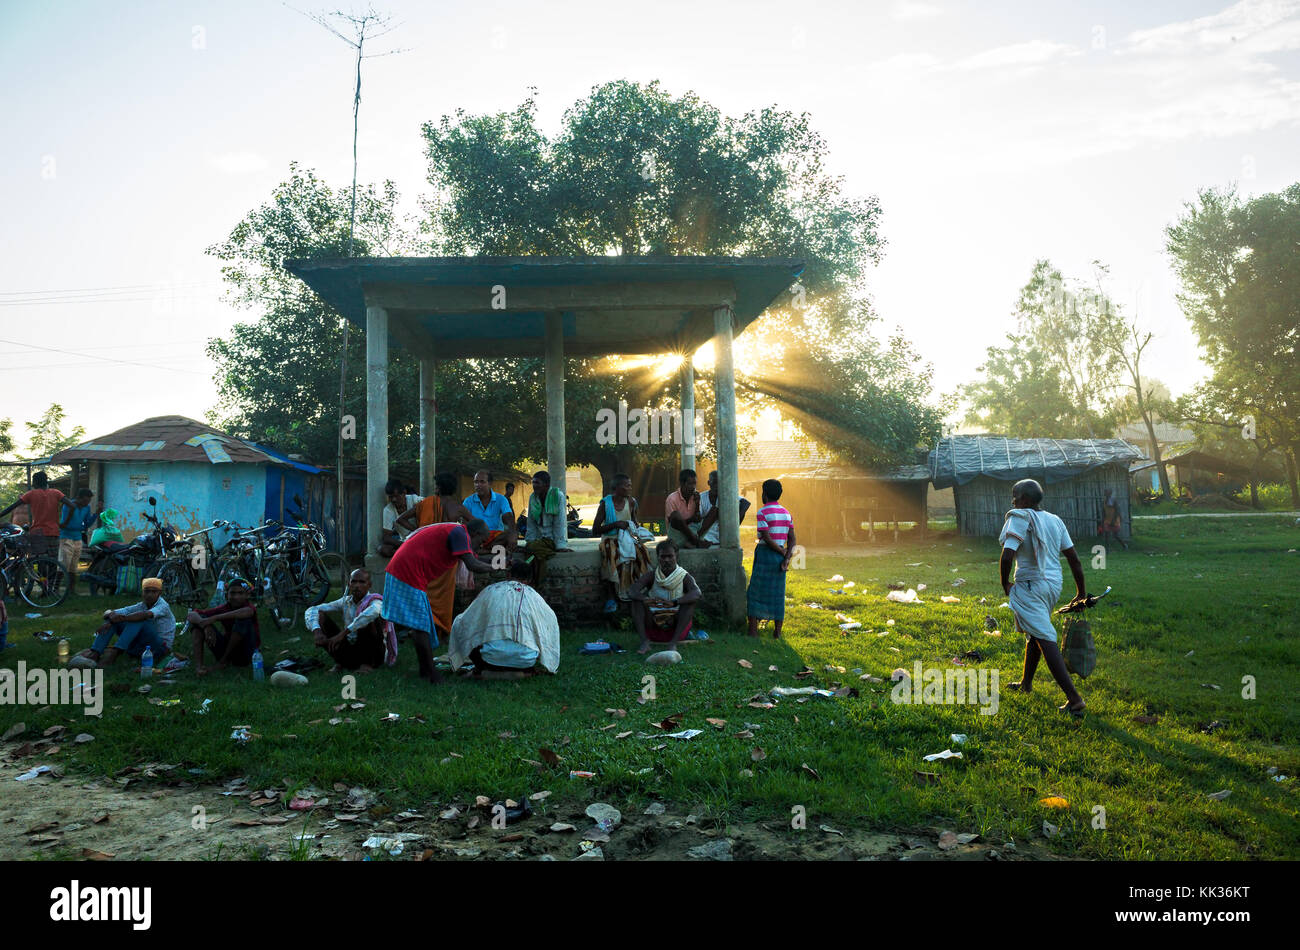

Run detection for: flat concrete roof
[[284, 256, 805, 359]]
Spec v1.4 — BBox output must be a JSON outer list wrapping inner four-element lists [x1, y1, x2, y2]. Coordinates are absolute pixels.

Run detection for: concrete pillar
[[545, 311, 567, 500], [365, 304, 388, 558], [713, 305, 745, 622], [419, 358, 436, 495], [679, 356, 696, 473]]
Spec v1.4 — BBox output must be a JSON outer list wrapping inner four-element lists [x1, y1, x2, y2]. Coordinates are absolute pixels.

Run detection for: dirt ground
[[0, 752, 1058, 862]]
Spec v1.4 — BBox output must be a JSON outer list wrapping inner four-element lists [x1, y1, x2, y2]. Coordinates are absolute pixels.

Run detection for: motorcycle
[[518, 503, 591, 541], [82, 496, 180, 595]]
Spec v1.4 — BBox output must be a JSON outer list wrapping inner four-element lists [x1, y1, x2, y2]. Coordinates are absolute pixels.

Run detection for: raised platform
[[365, 539, 747, 625]]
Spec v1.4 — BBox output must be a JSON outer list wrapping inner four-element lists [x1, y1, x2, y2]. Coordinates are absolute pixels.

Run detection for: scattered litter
[[886, 589, 921, 604], [890, 668, 910, 682], [839, 622, 862, 631], [230, 728, 253, 742], [644, 801, 666, 816], [24, 613, 42, 619], [886, 619, 895, 626], [737, 659, 752, 668], [196, 699, 213, 715], [940, 596, 960, 604], [381, 713, 401, 722], [16, 766, 51, 781], [950, 734, 967, 745], [750, 748, 767, 761], [937, 831, 959, 850], [820, 824, 844, 836], [149, 698, 181, 707], [550, 822, 576, 832], [1042, 821, 1060, 839], [662, 729, 703, 740], [843, 581, 855, 589], [74, 733, 95, 744], [289, 796, 316, 810], [951, 578, 966, 587], [569, 771, 596, 779], [1184, 650, 1194, 658], [1201, 684, 1221, 690], [32, 630, 54, 641], [1207, 789, 1232, 801], [362, 833, 421, 855], [827, 574, 844, 582], [771, 686, 834, 699], [1272, 775, 1288, 782], [586, 803, 621, 830], [579, 640, 622, 655], [1038, 796, 1069, 808], [686, 839, 733, 860], [859, 674, 883, 683], [923, 749, 963, 762]]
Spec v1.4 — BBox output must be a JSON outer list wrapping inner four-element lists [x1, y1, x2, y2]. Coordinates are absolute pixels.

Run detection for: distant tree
[[25, 404, 85, 459], [964, 260, 1124, 438], [1166, 184, 1300, 505], [0, 418, 12, 457], [1100, 320, 1173, 497]]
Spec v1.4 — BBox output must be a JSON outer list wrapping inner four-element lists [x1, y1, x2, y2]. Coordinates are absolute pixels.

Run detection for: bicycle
[[0, 524, 69, 609], [212, 521, 299, 629], [153, 520, 233, 610]]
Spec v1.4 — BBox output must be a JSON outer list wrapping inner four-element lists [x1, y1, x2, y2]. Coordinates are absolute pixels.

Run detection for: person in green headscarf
[[90, 507, 123, 547]]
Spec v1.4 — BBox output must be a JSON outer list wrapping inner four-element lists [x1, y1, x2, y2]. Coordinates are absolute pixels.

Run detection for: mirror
[[148, 496, 157, 506], [293, 494, 304, 508]]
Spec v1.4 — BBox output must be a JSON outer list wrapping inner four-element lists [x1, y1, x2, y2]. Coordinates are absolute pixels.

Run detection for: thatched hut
[[929, 437, 1141, 541]]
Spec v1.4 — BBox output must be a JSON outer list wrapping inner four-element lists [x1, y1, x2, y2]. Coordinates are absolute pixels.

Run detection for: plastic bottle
[[140, 646, 154, 679], [251, 649, 264, 681]]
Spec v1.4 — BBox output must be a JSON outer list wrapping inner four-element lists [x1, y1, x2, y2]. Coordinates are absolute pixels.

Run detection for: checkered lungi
[[746, 544, 787, 621], [381, 574, 440, 648]]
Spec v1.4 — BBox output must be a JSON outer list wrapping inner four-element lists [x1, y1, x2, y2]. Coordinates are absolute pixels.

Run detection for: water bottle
[[140, 646, 154, 679], [252, 649, 264, 681]]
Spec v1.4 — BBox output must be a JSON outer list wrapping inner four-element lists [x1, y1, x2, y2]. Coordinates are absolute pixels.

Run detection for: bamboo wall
[[953, 466, 1131, 541]]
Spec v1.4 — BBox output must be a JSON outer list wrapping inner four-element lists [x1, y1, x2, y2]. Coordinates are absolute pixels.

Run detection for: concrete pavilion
[[284, 256, 805, 620]]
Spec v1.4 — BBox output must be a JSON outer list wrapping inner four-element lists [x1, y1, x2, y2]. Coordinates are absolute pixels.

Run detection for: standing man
[[1000, 478, 1089, 717], [0, 471, 68, 557], [665, 469, 707, 548], [382, 520, 495, 684], [58, 488, 99, 595], [698, 470, 751, 545]]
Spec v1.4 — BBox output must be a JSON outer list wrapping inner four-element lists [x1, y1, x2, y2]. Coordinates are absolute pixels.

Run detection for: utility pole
[[291, 4, 405, 580]]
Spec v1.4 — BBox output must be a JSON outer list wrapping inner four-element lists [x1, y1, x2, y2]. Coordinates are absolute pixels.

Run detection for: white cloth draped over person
[[999, 506, 1073, 642], [447, 579, 561, 674]]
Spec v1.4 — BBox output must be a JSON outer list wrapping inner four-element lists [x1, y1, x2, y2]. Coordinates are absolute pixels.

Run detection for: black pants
[[320, 614, 385, 670]]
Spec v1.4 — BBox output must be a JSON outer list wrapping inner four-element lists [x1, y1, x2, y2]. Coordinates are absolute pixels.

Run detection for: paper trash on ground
[[923, 749, 964, 762]]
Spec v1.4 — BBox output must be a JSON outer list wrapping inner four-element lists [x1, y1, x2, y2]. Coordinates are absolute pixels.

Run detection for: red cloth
[[20, 488, 64, 536], [386, 523, 471, 590]]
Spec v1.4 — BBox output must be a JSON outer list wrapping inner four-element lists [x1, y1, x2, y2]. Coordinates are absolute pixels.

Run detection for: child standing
[[747, 479, 796, 639]]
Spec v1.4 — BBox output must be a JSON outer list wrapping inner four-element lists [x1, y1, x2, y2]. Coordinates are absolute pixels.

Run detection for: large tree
[[422, 80, 943, 470], [1166, 184, 1300, 505], [964, 260, 1124, 438]]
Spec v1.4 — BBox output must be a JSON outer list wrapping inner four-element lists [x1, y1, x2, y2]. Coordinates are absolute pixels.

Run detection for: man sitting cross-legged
[[68, 576, 176, 669], [305, 568, 395, 672], [628, 539, 701, 654], [187, 577, 261, 676], [447, 558, 560, 679]]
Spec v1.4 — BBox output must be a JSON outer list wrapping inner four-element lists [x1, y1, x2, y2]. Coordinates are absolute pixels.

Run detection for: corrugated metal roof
[[50, 416, 296, 467], [928, 436, 1142, 488], [739, 440, 834, 472]]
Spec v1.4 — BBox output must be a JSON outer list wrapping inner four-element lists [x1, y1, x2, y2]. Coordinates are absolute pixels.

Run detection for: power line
[[0, 338, 207, 375]]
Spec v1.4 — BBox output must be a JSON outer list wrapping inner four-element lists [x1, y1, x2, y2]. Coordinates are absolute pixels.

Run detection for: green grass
[[2, 516, 1297, 859]]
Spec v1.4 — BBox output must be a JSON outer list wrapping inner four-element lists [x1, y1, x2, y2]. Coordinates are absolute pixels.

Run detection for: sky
[[2, 0, 1298, 451]]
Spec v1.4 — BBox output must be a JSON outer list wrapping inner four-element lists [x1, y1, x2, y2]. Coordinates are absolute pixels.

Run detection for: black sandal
[[1007, 681, 1032, 693], [1059, 701, 1086, 718]]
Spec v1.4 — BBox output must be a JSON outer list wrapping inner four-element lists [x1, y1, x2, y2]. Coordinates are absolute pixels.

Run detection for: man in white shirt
[[998, 478, 1090, 716], [306, 568, 389, 672], [379, 480, 422, 558], [69, 576, 176, 669]]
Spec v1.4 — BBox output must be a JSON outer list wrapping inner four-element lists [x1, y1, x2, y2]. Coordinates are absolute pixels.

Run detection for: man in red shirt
[[0, 472, 68, 557], [382, 519, 494, 683]]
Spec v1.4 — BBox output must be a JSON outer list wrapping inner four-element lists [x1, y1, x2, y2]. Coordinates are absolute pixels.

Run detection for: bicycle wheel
[[19, 556, 69, 609], [266, 560, 300, 630], [157, 560, 197, 608], [84, 551, 119, 596], [304, 552, 345, 605]]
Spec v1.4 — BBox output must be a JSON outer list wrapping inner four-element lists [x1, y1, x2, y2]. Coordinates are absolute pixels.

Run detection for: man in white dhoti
[[447, 559, 560, 677], [999, 479, 1090, 717]]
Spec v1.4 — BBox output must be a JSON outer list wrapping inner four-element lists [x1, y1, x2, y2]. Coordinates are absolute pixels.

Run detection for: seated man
[[305, 568, 393, 672], [379, 479, 422, 558], [69, 576, 176, 669], [665, 469, 708, 548], [395, 472, 470, 536], [591, 472, 651, 612], [187, 577, 260, 675], [698, 469, 752, 544], [628, 539, 701, 654], [463, 470, 518, 558], [447, 558, 560, 678]]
